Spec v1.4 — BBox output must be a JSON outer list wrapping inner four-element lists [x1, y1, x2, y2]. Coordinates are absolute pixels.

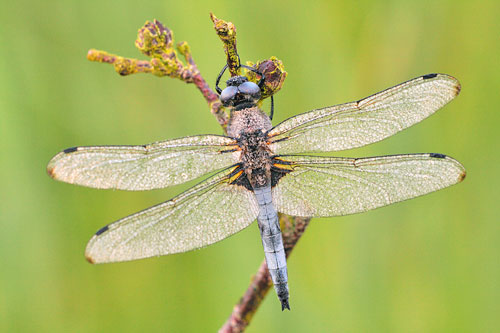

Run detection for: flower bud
[[135, 19, 173, 57], [247, 57, 287, 99]]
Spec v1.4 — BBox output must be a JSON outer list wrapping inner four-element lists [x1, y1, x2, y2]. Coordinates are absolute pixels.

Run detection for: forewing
[[272, 154, 466, 217], [85, 167, 259, 263], [47, 135, 239, 190], [269, 74, 461, 154]]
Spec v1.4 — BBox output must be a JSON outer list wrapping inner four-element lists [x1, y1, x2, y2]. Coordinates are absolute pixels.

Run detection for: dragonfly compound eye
[[238, 81, 261, 102], [220, 86, 238, 106]]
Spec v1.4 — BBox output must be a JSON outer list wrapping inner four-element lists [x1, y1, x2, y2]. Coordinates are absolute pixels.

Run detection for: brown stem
[[177, 40, 228, 128], [193, 74, 227, 129]]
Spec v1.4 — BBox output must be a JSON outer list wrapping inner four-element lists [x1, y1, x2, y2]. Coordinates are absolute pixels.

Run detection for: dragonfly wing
[[85, 166, 259, 263], [272, 154, 466, 217], [47, 135, 239, 190], [269, 74, 461, 154]]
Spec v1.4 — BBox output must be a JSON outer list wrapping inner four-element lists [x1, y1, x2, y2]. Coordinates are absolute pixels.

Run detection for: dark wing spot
[[271, 169, 291, 187], [422, 73, 438, 80], [85, 255, 95, 264], [47, 165, 55, 178], [63, 147, 78, 154], [459, 171, 467, 182], [454, 82, 462, 97], [95, 225, 109, 236], [232, 174, 252, 191], [429, 153, 446, 159], [228, 165, 253, 191], [271, 159, 293, 187]]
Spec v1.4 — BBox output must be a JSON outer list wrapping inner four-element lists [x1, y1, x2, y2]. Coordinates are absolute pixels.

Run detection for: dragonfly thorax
[[227, 106, 272, 138], [237, 130, 273, 188], [223, 73, 273, 188]]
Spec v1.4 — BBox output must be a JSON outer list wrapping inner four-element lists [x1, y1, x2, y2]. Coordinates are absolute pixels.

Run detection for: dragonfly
[[47, 70, 465, 311]]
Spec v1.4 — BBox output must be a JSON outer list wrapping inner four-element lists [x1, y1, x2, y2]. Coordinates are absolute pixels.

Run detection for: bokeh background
[[1, 0, 498, 332]]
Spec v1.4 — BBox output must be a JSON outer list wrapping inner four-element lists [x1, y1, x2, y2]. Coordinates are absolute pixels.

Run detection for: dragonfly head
[[220, 76, 261, 108]]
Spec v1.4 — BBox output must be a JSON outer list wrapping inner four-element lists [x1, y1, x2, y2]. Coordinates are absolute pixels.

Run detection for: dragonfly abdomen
[[254, 185, 290, 310]]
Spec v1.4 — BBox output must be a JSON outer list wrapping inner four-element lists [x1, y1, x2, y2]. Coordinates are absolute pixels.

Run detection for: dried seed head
[[135, 19, 173, 57], [247, 57, 287, 99]]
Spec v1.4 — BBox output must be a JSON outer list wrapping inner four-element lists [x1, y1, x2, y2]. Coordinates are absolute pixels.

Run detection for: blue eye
[[238, 81, 260, 95], [220, 86, 238, 106]]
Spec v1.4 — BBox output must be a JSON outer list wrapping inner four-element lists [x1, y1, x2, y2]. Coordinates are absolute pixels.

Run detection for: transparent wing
[[47, 135, 239, 190], [85, 167, 259, 263], [272, 154, 466, 217], [269, 74, 461, 154]]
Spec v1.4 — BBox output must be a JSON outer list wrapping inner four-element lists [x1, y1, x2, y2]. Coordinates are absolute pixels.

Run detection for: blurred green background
[[1, 0, 498, 332]]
